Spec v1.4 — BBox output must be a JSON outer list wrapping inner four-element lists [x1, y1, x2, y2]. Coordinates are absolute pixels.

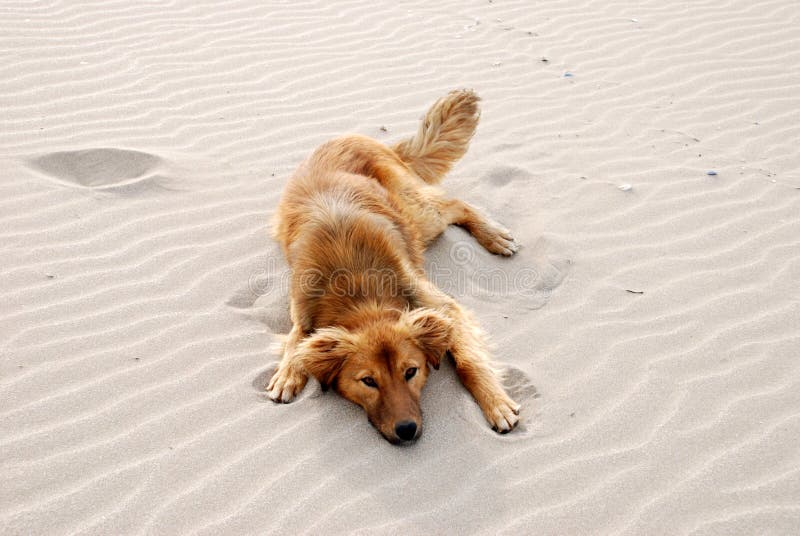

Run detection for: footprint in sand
[[503, 365, 538, 403], [500, 365, 539, 436], [484, 164, 534, 187], [228, 280, 292, 335], [252, 364, 279, 396], [29, 148, 172, 194], [227, 250, 292, 334]]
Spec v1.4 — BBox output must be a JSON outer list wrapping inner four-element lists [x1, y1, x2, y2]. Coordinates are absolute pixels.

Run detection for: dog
[[268, 90, 521, 443]]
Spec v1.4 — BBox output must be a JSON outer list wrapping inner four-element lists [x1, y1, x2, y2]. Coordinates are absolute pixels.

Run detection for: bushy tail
[[392, 89, 480, 184]]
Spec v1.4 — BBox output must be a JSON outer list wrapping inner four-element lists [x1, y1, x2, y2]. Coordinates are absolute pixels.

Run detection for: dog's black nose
[[395, 420, 418, 441]]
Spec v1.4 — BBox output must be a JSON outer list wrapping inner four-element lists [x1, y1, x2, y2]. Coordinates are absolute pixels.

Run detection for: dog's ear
[[296, 327, 350, 390], [405, 308, 453, 370]]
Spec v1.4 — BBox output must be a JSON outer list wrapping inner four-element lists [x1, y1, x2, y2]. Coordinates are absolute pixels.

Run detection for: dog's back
[[282, 177, 418, 331], [273, 90, 481, 261]]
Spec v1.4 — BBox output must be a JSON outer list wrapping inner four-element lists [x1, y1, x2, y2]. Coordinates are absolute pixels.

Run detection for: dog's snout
[[395, 420, 418, 441]]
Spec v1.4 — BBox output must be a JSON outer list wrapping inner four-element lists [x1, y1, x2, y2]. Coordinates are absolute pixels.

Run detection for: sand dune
[[2, 0, 799, 534]]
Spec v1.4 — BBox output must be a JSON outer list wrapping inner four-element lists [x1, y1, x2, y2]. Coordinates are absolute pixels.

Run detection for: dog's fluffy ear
[[405, 308, 453, 370], [296, 328, 350, 390]]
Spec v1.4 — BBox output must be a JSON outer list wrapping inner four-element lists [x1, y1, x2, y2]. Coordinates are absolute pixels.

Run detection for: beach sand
[[2, 1, 799, 534]]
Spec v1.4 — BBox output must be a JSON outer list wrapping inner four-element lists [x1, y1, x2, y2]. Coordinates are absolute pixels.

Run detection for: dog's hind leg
[[388, 90, 517, 254], [436, 198, 519, 256], [267, 323, 309, 403]]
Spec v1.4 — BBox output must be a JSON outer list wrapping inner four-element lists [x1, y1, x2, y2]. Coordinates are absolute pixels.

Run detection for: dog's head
[[297, 308, 452, 444]]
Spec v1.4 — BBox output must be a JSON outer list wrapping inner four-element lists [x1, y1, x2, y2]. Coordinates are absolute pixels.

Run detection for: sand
[[2, 0, 799, 534]]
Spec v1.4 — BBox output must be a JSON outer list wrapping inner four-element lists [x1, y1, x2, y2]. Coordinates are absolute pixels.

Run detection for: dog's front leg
[[267, 323, 309, 403], [449, 308, 521, 433], [418, 284, 520, 432]]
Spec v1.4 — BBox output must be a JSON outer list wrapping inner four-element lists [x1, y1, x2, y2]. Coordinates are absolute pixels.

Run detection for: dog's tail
[[392, 89, 480, 184]]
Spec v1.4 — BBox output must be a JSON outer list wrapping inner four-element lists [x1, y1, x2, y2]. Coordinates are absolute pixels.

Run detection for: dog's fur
[[268, 90, 520, 443]]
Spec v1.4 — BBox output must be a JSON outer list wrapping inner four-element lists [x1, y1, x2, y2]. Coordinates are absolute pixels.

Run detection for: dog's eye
[[405, 367, 418, 381], [361, 376, 378, 388]]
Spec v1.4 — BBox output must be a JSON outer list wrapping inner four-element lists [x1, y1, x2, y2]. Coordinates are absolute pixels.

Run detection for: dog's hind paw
[[485, 397, 521, 434], [475, 222, 519, 257], [267, 366, 308, 403]]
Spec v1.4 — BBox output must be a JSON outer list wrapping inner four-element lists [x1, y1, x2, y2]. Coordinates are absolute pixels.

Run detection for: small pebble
[[630, 18, 639, 23], [563, 71, 574, 78], [618, 183, 633, 191], [464, 18, 480, 31], [707, 170, 717, 176], [379, 125, 388, 132]]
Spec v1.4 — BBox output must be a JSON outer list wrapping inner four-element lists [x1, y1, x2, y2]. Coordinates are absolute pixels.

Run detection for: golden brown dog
[[268, 90, 520, 443]]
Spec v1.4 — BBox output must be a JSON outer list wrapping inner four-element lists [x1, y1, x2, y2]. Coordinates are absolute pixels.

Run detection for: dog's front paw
[[267, 366, 308, 403], [482, 395, 521, 433]]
